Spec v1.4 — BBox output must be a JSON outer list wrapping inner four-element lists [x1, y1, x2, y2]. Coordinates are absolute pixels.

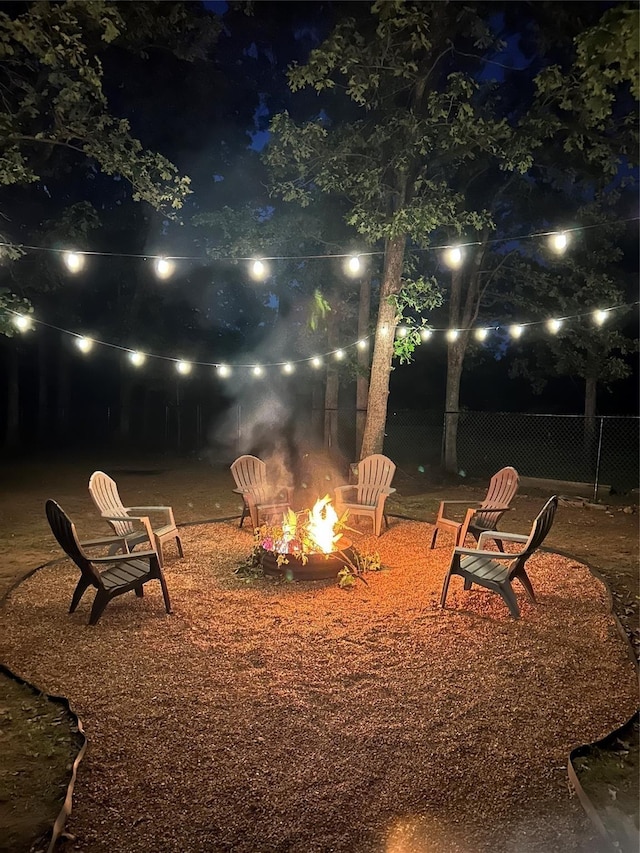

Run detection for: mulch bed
[[0, 520, 636, 853]]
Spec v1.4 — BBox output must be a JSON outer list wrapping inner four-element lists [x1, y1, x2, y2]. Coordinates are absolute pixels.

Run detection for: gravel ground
[[0, 520, 636, 853]]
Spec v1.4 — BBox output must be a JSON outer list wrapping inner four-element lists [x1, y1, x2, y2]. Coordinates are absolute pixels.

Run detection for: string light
[[283, 362, 294, 374], [345, 255, 361, 275], [548, 231, 569, 254], [12, 314, 33, 332], [2, 300, 635, 376], [250, 259, 268, 281], [397, 326, 408, 338], [443, 246, 463, 269], [75, 336, 93, 353], [63, 251, 85, 274], [154, 257, 175, 280]]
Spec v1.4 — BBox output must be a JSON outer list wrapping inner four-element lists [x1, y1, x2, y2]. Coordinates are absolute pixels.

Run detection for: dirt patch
[[0, 456, 637, 852]]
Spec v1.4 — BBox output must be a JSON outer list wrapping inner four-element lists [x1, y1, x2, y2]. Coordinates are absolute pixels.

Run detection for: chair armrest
[[80, 534, 128, 548], [101, 514, 151, 524], [477, 530, 528, 547], [127, 505, 175, 523], [335, 485, 357, 499], [441, 500, 483, 507], [454, 546, 524, 560], [91, 550, 158, 564]]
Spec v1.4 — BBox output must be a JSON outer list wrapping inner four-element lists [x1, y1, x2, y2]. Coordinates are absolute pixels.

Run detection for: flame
[[306, 495, 342, 554]]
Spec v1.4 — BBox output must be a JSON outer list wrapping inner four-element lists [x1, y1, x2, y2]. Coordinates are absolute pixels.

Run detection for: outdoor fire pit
[[256, 496, 356, 582], [260, 540, 356, 581]]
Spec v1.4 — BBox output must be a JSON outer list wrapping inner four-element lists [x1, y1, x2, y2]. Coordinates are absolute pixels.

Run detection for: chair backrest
[[509, 495, 558, 577], [89, 471, 134, 537], [355, 454, 396, 505], [45, 499, 102, 588], [231, 455, 267, 493], [476, 466, 519, 529]]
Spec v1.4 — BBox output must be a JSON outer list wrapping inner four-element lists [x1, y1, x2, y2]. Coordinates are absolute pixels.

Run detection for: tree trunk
[[443, 335, 469, 474], [583, 375, 597, 459], [360, 235, 406, 458], [56, 344, 70, 440], [117, 366, 135, 444], [4, 343, 20, 450], [355, 273, 372, 458], [324, 308, 340, 451], [37, 332, 49, 445], [442, 248, 485, 474]]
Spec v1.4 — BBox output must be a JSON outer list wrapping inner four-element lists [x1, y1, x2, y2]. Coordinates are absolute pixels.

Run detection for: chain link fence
[[445, 412, 638, 499]]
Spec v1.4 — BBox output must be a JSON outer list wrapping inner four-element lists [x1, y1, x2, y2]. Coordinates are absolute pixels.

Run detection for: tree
[[264, 1, 532, 459]]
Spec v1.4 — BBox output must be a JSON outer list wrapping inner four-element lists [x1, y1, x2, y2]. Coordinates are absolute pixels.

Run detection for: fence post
[[593, 417, 605, 503]]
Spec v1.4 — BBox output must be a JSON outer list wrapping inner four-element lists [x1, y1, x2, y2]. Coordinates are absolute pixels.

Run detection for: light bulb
[[75, 336, 93, 353], [475, 328, 488, 341], [311, 356, 322, 368], [420, 328, 432, 341], [509, 324, 523, 339], [250, 259, 268, 280], [128, 351, 146, 366], [283, 362, 294, 374], [593, 309, 608, 326], [547, 318, 562, 334], [346, 255, 361, 275], [12, 314, 32, 332], [155, 257, 175, 279], [549, 231, 569, 254], [217, 364, 230, 377], [446, 329, 459, 342], [176, 360, 192, 375], [443, 246, 463, 269], [397, 326, 408, 338], [334, 349, 345, 360], [252, 365, 263, 376], [63, 251, 85, 273], [357, 339, 367, 350]]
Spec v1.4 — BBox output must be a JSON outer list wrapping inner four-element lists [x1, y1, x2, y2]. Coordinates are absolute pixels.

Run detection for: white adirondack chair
[[88, 471, 183, 568], [334, 454, 396, 537], [230, 455, 293, 529], [430, 466, 519, 550]]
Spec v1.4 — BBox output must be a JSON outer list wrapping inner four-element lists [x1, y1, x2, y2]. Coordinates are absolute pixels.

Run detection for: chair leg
[[69, 578, 90, 613], [384, 513, 390, 530], [134, 585, 144, 598], [430, 526, 438, 549], [155, 539, 165, 568], [239, 501, 248, 528], [175, 534, 184, 558], [498, 582, 521, 619], [463, 578, 472, 590], [440, 571, 452, 608], [158, 573, 172, 614], [516, 570, 536, 603], [89, 590, 110, 626], [494, 538, 505, 552]]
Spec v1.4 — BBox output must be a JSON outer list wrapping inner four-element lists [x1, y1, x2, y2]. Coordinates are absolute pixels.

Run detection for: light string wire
[[0, 216, 638, 263], [2, 300, 638, 371]]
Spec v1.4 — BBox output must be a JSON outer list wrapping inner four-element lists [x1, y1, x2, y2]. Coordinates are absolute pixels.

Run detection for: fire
[[306, 495, 342, 554]]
